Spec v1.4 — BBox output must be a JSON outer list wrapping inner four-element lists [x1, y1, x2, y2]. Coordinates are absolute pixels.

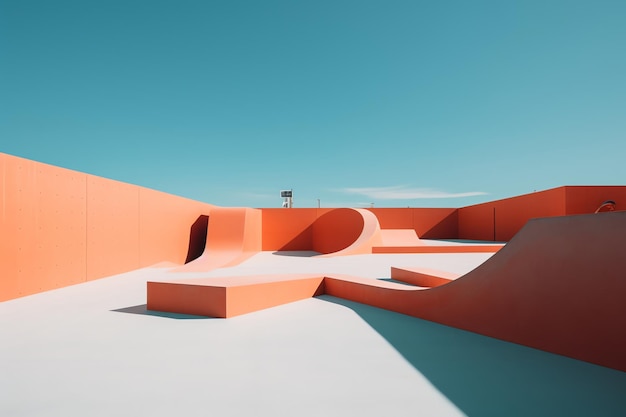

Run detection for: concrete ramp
[[172, 207, 262, 272], [315, 208, 383, 256], [380, 229, 423, 246], [328, 212, 626, 371], [375, 228, 502, 254], [149, 212, 626, 371]]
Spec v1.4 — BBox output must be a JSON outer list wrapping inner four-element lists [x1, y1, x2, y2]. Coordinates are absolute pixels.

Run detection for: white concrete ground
[[2, 251, 625, 417]]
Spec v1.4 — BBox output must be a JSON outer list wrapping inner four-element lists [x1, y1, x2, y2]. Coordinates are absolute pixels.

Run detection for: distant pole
[[317, 199, 320, 208]]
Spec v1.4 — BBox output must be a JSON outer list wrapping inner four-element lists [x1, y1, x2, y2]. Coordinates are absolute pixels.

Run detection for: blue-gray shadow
[[111, 304, 214, 320], [318, 295, 626, 417], [271, 250, 320, 257]]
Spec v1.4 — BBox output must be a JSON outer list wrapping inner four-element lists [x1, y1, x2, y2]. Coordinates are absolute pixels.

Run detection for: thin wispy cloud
[[341, 186, 488, 200]]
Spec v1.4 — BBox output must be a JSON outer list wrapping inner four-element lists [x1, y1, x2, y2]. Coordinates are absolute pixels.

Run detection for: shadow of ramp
[[318, 295, 626, 417], [111, 304, 213, 320]]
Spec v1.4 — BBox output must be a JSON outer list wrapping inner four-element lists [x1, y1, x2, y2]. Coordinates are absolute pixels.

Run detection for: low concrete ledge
[[147, 274, 325, 318], [373, 245, 503, 254], [390, 266, 460, 287]]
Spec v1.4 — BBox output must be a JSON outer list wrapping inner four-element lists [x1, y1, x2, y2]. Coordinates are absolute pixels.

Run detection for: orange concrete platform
[[147, 212, 626, 372], [373, 244, 503, 253], [148, 274, 325, 318]]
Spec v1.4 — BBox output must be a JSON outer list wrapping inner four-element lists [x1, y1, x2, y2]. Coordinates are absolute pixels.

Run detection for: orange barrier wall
[[458, 186, 626, 241], [147, 212, 626, 371], [261, 208, 320, 251], [312, 208, 366, 254], [368, 208, 458, 238], [261, 207, 457, 251], [0, 153, 215, 301], [564, 186, 626, 214]]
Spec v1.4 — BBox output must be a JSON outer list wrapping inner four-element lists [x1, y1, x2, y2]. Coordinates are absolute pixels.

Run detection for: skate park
[[2, 152, 626, 416]]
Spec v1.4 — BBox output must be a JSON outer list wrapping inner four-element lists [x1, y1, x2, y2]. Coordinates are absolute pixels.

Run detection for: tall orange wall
[[458, 186, 626, 241], [312, 208, 366, 254], [0, 153, 215, 301], [458, 188, 566, 241], [564, 186, 626, 214], [261, 207, 457, 251], [368, 208, 458, 238], [261, 208, 320, 251]]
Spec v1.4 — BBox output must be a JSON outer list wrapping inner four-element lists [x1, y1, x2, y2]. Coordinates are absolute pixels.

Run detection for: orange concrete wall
[[458, 186, 626, 241], [1, 154, 88, 299], [564, 186, 626, 214], [368, 208, 458, 238], [261, 207, 457, 251], [312, 208, 366, 254], [261, 208, 320, 251], [458, 188, 567, 241], [0, 153, 215, 301]]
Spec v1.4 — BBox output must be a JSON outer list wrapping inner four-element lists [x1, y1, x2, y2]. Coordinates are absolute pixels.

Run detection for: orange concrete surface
[[148, 274, 325, 317], [327, 212, 626, 372], [261, 207, 383, 256], [0, 153, 215, 301], [147, 212, 626, 372], [458, 186, 626, 241], [261, 207, 458, 251], [171, 207, 262, 272], [369, 208, 458, 239], [390, 267, 459, 287], [261, 208, 319, 250], [314, 208, 383, 256], [372, 245, 503, 254], [4, 150, 626, 326], [1, 154, 87, 300], [380, 229, 423, 246]]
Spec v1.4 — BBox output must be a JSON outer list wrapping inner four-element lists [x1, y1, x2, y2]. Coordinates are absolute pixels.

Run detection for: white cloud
[[340, 185, 488, 200]]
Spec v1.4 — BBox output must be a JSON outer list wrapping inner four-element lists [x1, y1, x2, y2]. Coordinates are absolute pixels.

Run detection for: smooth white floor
[[1, 252, 625, 417]]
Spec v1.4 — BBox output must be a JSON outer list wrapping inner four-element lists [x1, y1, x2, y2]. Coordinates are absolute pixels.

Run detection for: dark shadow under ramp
[[325, 212, 626, 372], [320, 295, 626, 417]]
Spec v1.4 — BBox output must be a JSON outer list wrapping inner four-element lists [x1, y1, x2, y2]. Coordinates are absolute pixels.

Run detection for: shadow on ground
[[271, 251, 320, 257], [111, 304, 213, 320], [319, 295, 626, 417]]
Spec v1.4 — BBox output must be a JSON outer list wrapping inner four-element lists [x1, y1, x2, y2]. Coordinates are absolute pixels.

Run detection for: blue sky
[[1, 0, 625, 208]]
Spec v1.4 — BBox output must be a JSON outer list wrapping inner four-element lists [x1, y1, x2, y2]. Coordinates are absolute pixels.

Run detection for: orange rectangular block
[[147, 274, 325, 318], [148, 281, 227, 317]]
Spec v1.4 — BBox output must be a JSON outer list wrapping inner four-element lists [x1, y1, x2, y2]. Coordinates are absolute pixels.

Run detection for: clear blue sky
[[1, 0, 625, 208]]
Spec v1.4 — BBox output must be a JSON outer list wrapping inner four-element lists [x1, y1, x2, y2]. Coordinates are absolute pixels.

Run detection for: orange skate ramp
[[149, 212, 626, 371], [380, 229, 423, 246], [313, 208, 382, 256], [327, 212, 626, 372], [172, 207, 262, 272]]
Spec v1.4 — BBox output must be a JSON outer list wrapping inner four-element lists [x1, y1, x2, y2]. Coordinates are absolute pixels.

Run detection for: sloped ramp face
[[150, 211, 626, 371], [172, 207, 262, 272], [380, 229, 423, 246], [327, 212, 626, 372], [313, 208, 382, 256], [433, 211, 626, 372]]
